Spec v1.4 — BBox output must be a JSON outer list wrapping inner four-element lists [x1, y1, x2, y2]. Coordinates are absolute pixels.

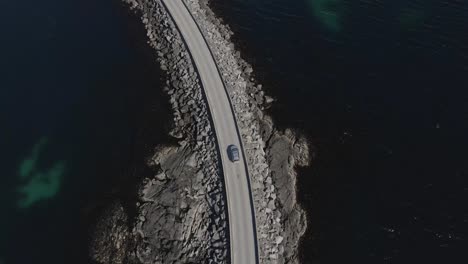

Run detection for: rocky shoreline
[[90, 0, 310, 263]]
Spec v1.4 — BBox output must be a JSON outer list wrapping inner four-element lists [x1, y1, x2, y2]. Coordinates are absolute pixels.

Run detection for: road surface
[[160, 0, 259, 263]]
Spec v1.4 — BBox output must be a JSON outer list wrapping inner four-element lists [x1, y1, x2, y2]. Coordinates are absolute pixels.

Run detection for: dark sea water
[[210, 0, 468, 263], [0, 0, 169, 263], [2, 0, 467, 263]]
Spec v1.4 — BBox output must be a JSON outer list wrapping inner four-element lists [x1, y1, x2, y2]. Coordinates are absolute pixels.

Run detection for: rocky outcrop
[[89, 202, 136, 264], [182, 0, 310, 263], [92, 1, 228, 263], [266, 130, 310, 263], [90, 0, 310, 263], [136, 142, 228, 263]]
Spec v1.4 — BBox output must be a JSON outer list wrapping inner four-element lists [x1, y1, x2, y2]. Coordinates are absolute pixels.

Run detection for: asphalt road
[[161, 0, 258, 263]]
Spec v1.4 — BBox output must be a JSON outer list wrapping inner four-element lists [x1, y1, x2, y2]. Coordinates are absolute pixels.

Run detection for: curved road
[[161, 0, 258, 263]]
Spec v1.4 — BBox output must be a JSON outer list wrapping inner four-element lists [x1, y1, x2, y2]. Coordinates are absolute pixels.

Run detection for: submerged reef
[[307, 0, 344, 32], [398, 6, 427, 30], [16, 137, 66, 209], [18, 137, 48, 180], [307, 0, 430, 33]]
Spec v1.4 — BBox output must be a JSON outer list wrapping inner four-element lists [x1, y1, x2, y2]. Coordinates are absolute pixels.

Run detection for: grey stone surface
[[90, 0, 311, 263], [91, 0, 228, 263], [89, 202, 138, 264], [182, 0, 311, 263]]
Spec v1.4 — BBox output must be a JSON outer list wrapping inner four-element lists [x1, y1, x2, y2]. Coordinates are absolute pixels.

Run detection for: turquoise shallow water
[[210, 0, 468, 263], [0, 0, 169, 262]]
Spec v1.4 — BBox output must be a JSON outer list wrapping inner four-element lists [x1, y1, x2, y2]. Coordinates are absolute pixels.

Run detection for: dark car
[[227, 144, 240, 162]]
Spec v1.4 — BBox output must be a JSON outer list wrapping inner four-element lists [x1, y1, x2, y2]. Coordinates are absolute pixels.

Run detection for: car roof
[[229, 144, 238, 150]]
